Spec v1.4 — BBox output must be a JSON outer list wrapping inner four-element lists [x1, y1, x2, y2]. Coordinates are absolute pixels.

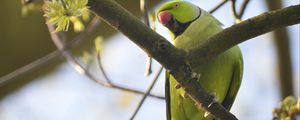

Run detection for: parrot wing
[[221, 58, 243, 110], [165, 71, 171, 120]]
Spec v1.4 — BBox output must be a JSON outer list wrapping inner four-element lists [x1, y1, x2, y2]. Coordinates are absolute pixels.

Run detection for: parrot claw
[[204, 111, 211, 118], [204, 93, 217, 118], [210, 92, 219, 102], [183, 93, 189, 99], [191, 72, 201, 80], [208, 92, 219, 108], [175, 84, 181, 89], [195, 102, 205, 110]]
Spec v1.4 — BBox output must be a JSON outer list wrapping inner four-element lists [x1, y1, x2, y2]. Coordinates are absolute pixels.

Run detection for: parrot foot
[[204, 111, 211, 118], [175, 84, 181, 89], [195, 102, 205, 110], [208, 92, 219, 107], [191, 72, 201, 80], [183, 93, 189, 99], [209, 92, 219, 103], [205, 93, 218, 118]]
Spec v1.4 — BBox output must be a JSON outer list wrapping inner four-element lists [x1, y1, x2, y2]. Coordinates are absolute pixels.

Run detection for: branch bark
[[88, 0, 300, 119], [46, 20, 164, 100], [187, 4, 300, 67], [266, 0, 294, 99]]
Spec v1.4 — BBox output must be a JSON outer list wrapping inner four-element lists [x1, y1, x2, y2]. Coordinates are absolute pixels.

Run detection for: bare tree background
[[0, 0, 299, 119]]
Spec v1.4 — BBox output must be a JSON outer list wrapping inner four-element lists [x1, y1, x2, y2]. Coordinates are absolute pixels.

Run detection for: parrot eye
[[173, 3, 180, 9]]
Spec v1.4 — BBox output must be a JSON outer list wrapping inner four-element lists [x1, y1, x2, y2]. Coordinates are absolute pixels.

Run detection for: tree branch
[[88, 0, 185, 72], [130, 66, 163, 120], [230, 0, 250, 23], [88, 0, 300, 119], [140, 0, 153, 76], [46, 20, 164, 100], [0, 50, 62, 86], [265, 0, 294, 98], [0, 17, 101, 86], [187, 4, 300, 67], [209, 0, 229, 14]]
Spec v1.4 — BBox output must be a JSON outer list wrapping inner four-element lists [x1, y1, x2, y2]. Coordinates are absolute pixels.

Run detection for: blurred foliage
[[94, 36, 104, 54], [81, 50, 91, 65], [70, 16, 85, 32], [0, 0, 161, 99], [273, 96, 300, 120], [119, 92, 135, 108], [22, 3, 42, 17]]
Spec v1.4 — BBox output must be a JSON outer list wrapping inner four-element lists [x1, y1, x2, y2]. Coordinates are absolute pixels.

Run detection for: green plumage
[[158, 1, 243, 120]]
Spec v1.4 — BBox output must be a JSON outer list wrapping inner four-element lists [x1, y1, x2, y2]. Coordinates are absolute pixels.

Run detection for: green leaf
[[44, 0, 89, 32], [81, 51, 91, 64], [55, 16, 70, 32], [70, 16, 85, 32]]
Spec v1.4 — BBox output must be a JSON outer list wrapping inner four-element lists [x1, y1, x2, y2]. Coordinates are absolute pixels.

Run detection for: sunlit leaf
[[70, 16, 85, 32], [81, 51, 91, 64], [55, 16, 70, 31], [82, 9, 91, 22], [281, 96, 296, 110], [273, 96, 299, 119], [150, 10, 156, 31], [95, 36, 104, 53], [21, 3, 39, 17], [44, 0, 89, 32]]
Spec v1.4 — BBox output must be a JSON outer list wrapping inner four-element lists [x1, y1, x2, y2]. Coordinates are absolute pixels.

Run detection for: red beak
[[158, 11, 172, 25]]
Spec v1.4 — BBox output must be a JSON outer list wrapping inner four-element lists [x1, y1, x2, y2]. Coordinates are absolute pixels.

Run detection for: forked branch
[[88, 0, 300, 119]]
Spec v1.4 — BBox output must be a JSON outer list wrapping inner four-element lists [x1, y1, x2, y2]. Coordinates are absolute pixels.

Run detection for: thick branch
[[46, 20, 164, 100], [187, 4, 300, 67], [88, 0, 186, 72], [88, 0, 300, 119]]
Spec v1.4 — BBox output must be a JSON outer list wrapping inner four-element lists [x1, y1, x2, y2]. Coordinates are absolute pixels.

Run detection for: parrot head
[[157, 1, 201, 37]]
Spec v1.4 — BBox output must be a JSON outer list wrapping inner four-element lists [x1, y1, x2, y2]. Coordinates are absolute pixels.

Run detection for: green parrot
[[157, 1, 243, 120]]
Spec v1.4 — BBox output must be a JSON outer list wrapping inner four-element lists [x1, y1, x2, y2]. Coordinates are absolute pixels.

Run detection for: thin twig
[[130, 66, 164, 120], [230, 0, 251, 23], [96, 52, 113, 85], [145, 57, 153, 76], [230, 0, 240, 23], [238, 0, 250, 19], [112, 84, 164, 99], [0, 51, 62, 86], [140, 0, 153, 76], [68, 17, 101, 48], [88, 0, 300, 118], [46, 18, 165, 100], [209, 0, 229, 14], [0, 17, 100, 86], [140, 0, 150, 26], [129, 1, 161, 118], [94, 42, 164, 99], [0, 16, 164, 99]]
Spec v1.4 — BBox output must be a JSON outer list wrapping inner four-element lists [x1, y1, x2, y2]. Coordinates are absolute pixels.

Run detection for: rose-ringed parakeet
[[157, 1, 243, 120]]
